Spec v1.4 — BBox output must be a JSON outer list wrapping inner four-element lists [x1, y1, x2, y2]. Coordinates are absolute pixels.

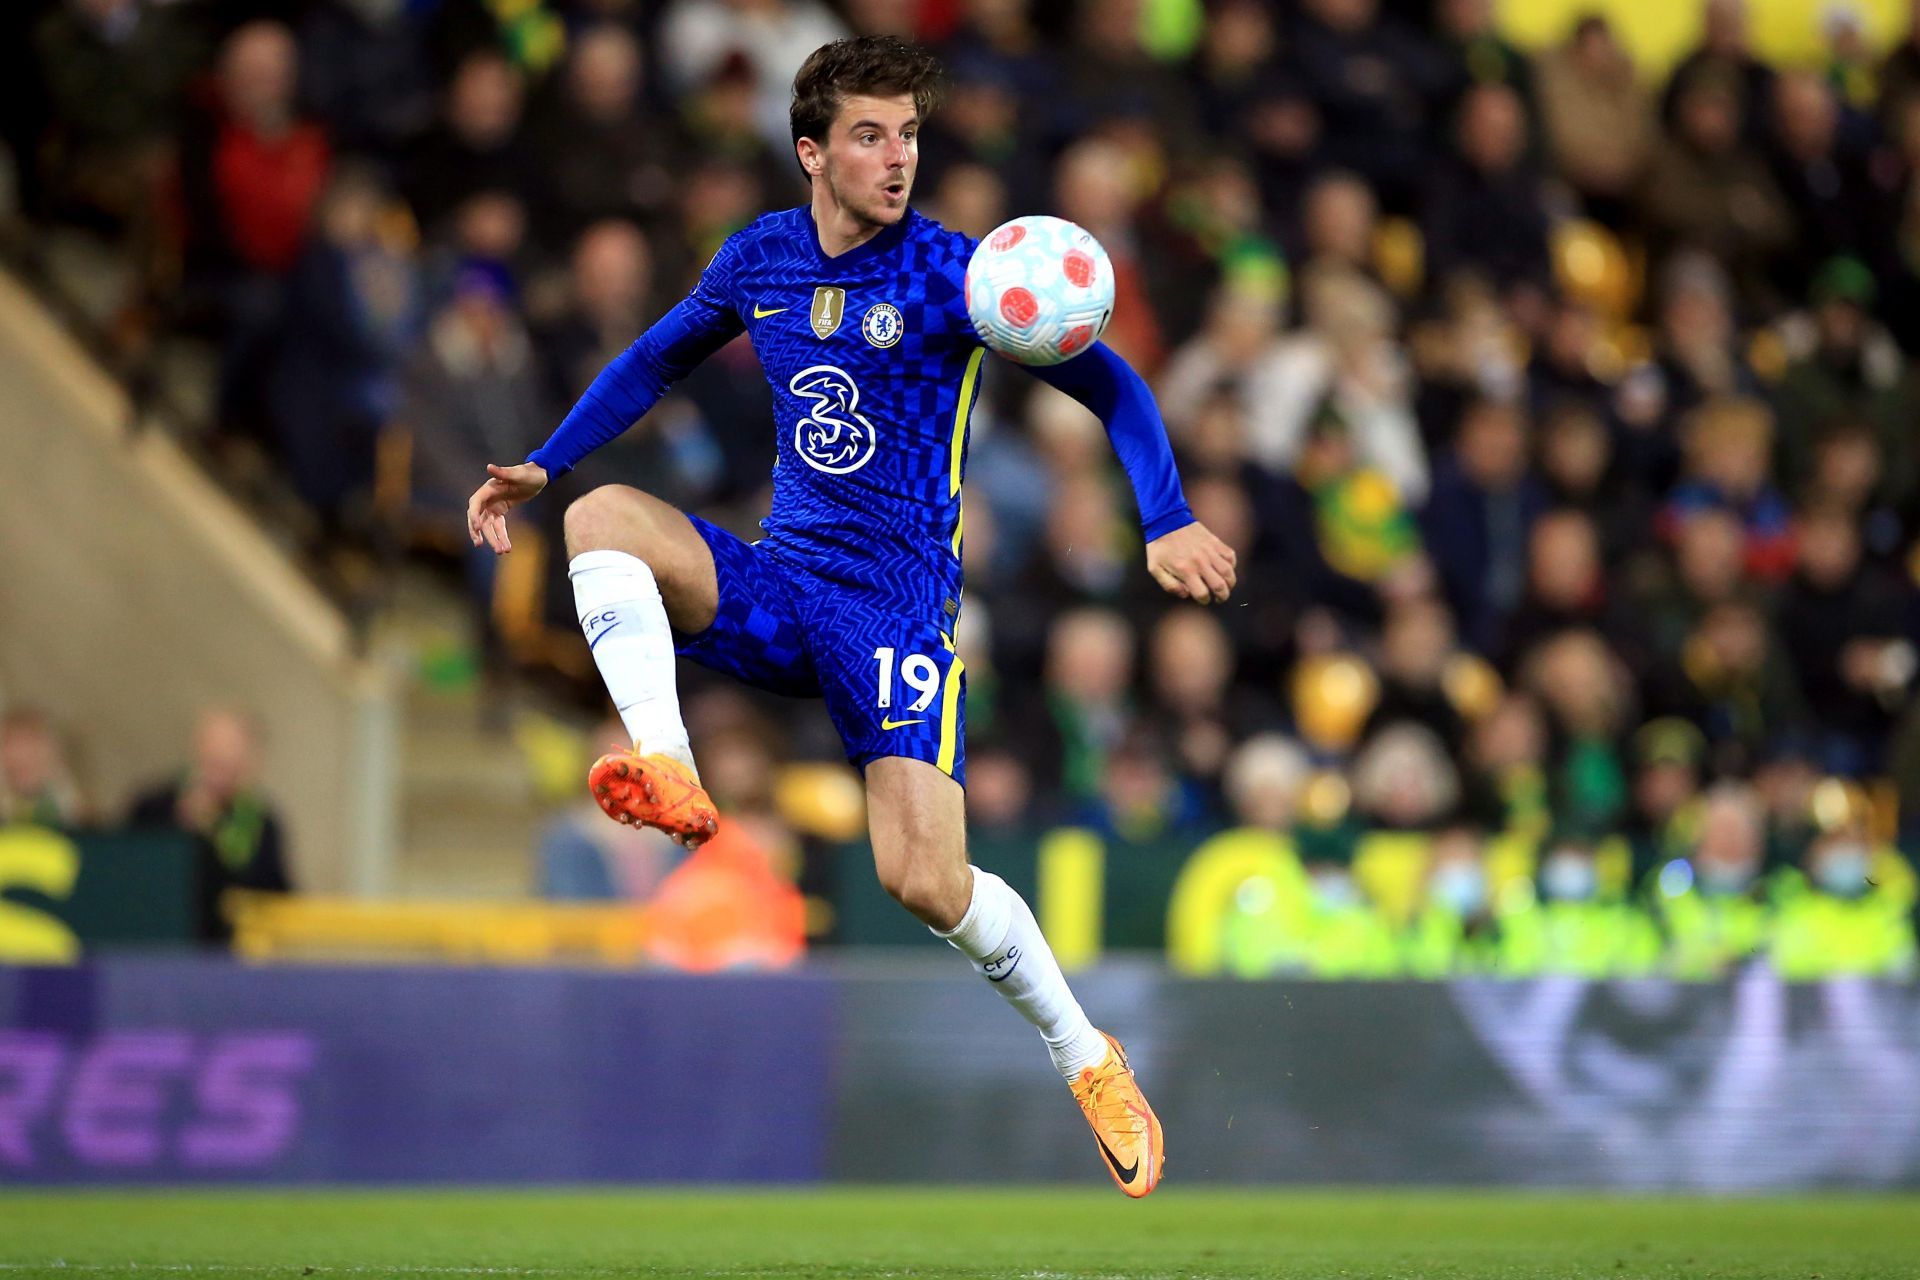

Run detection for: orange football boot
[[1070, 1031, 1164, 1198], [588, 748, 719, 843]]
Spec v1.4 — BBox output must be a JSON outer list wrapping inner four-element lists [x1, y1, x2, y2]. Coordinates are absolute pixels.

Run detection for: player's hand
[[467, 461, 548, 554], [1147, 521, 1237, 605]]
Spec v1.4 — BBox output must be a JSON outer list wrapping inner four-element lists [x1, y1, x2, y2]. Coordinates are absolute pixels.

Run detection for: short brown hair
[[790, 36, 942, 152]]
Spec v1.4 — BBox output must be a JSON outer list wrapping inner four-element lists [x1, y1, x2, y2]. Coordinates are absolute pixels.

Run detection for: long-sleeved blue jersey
[[530, 207, 1191, 589]]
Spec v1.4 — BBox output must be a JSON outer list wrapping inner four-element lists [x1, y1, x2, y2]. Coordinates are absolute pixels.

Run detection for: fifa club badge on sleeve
[[810, 286, 845, 339], [862, 303, 904, 348]]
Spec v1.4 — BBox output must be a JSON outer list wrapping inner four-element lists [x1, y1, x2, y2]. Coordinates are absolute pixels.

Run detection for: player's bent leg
[[563, 485, 718, 842], [562, 484, 718, 633], [864, 757, 1164, 1197]]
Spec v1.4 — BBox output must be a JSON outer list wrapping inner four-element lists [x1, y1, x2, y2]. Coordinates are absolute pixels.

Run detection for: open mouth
[[883, 182, 906, 200]]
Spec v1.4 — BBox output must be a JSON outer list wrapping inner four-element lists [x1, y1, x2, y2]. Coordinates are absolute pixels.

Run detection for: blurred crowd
[[1, 703, 292, 942], [6, 0, 1920, 969]]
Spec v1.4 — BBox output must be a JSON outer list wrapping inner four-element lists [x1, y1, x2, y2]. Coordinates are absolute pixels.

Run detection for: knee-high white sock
[[936, 866, 1110, 1078], [569, 550, 695, 772]]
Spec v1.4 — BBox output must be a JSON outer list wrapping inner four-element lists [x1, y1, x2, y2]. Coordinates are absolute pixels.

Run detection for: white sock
[[569, 550, 695, 773], [936, 866, 1110, 1079]]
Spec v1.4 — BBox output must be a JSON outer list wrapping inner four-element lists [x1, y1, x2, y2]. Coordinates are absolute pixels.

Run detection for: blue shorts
[[673, 514, 967, 785]]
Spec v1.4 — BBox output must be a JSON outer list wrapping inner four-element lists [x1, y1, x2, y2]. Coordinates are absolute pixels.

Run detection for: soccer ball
[[964, 216, 1115, 366]]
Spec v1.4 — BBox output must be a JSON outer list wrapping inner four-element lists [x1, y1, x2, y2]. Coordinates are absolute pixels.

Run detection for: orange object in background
[[643, 823, 805, 972]]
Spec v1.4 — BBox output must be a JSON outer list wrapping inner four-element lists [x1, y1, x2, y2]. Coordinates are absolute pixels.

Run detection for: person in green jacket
[[1499, 829, 1663, 977], [1644, 782, 1772, 979], [1768, 823, 1917, 980], [1221, 833, 1402, 980], [1403, 826, 1509, 977]]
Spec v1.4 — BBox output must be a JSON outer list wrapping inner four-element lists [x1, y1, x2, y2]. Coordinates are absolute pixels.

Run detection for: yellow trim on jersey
[[936, 652, 966, 776], [951, 503, 964, 558], [949, 347, 985, 498]]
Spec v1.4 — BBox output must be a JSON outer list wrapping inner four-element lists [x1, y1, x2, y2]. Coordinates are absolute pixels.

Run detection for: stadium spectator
[[657, 0, 847, 154], [403, 49, 536, 237], [921, 158, 1007, 240], [0, 708, 87, 830], [1776, 505, 1917, 774], [1640, 67, 1793, 313], [531, 24, 679, 246], [1525, 297, 1615, 428], [1504, 829, 1662, 976], [1059, 0, 1197, 148], [1522, 629, 1632, 837], [1076, 727, 1214, 842], [1361, 595, 1467, 754], [1294, 170, 1381, 286], [1881, 0, 1920, 126], [1639, 505, 1750, 669], [1350, 722, 1459, 833], [1798, 418, 1910, 564], [1183, 0, 1281, 146], [1501, 509, 1616, 665], [1765, 71, 1879, 298], [30, 0, 196, 328], [1663, 597, 1807, 767], [1145, 606, 1244, 790], [1221, 733, 1312, 832], [296, 0, 435, 156], [1052, 135, 1166, 373], [1770, 258, 1919, 508], [918, 51, 1048, 216], [535, 219, 655, 416], [1256, 265, 1426, 502], [1619, 717, 1709, 882], [1422, 395, 1543, 653], [1660, 0, 1776, 145], [1769, 785, 1917, 978], [1534, 400, 1651, 568], [395, 266, 549, 686], [1289, 0, 1437, 210], [1403, 825, 1502, 976], [129, 708, 292, 943], [1661, 397, 1796, 583], [1534, 15, 1654, 226], [1644, 781, 1771, 978], [181, 20, 333, 441], [1025, 607, 1138, 807], [268, 163, 419, 544], [1420, 82, 1552, 296], [1430, 0, 1534, 122]]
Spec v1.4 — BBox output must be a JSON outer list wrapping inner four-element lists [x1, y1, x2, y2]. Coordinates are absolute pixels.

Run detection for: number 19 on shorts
[[873, 647, 940, 712]]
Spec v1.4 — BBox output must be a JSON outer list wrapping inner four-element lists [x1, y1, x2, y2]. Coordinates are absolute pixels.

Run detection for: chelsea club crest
[[862, 303, 904, 349]]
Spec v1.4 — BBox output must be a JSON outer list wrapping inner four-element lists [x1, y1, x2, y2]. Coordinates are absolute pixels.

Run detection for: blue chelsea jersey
[[694, 207, 983, 568]]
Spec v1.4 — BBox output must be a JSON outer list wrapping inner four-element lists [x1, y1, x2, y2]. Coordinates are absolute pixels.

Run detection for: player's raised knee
[[564, 485, 642, 558]]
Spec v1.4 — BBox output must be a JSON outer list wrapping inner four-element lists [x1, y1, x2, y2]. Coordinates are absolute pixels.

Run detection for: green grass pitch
[[0, 1189, 1912, 1279]]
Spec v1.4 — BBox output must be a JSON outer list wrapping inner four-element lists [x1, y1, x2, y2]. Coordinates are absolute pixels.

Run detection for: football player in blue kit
[[467, 35, 1235, 1196]]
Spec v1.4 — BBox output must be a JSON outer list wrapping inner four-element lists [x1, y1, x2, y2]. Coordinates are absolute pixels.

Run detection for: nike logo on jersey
[[753, 303, 788, 318], [880, 717, 926, 730], [1097, 1134, 1140, 1184]]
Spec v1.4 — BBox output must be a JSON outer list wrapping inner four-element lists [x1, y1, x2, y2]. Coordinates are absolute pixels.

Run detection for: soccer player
[[466, 36, 1235, 1196]]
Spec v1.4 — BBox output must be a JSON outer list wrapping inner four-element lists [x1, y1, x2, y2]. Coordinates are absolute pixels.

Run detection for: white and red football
[[963, 215, 1115, 366]]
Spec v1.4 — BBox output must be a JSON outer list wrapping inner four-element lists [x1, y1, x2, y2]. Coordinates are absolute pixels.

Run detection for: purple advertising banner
[[0, 959, 836, 1183]]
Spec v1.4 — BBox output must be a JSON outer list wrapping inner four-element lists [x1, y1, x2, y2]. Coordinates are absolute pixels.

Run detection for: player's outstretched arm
[[1029, 340, 1237, 604], [475, 234, 749, 553], [467, 461, 548, 555]]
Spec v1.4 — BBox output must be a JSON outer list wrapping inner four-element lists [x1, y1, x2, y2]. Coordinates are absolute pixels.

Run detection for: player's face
[[820, 94, 919, 227]]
